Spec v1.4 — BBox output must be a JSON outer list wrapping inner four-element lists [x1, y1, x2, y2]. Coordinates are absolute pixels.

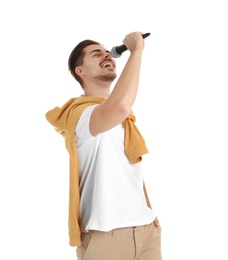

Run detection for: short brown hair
[[68, 40, 100, 87]]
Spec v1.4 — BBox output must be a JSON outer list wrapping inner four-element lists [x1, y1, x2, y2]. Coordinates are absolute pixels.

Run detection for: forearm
[[143, 181, 152, 209], [111, 50, 142, 108]]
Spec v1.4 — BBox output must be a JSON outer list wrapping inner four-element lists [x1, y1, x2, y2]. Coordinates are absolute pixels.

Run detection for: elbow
[[117, 101, 132, 119]]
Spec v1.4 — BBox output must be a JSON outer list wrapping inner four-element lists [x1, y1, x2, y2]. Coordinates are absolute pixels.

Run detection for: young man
[[46, 32, 162, 260]]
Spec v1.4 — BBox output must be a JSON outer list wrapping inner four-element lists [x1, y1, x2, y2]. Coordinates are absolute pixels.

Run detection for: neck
[[83, 80, 112, 99]]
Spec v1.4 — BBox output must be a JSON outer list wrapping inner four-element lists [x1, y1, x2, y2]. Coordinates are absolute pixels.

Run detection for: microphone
[[110, 33, 150, 58]]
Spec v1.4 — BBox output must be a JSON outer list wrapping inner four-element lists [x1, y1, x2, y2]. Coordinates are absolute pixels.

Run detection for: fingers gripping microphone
[[110, 33, 150, 58]]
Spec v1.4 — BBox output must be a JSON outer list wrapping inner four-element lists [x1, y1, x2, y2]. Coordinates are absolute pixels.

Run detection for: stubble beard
[[94, 72, 117, 82]]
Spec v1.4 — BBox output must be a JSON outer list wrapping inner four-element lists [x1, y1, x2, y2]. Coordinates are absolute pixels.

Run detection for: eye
[[94, 53, 102, 57]]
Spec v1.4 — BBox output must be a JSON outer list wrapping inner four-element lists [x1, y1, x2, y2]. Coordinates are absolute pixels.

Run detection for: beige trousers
[[76, 222, 162, 260]]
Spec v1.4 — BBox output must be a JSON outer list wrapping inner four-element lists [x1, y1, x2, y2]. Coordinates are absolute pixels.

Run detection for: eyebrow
[[89, 49, 110, 55]]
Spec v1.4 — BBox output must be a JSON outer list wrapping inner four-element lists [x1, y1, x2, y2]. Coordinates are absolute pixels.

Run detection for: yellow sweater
[[45, 96, 148, 246]]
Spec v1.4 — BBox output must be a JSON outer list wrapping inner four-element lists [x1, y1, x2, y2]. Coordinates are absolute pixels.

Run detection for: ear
[[75, 66, 84, 76]]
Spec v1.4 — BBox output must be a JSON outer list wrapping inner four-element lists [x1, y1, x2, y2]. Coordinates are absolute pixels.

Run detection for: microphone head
[[110, 46, 122, 58]]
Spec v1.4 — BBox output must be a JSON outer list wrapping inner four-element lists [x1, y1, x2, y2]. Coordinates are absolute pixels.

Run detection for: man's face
[[78, 44, 117, 82]]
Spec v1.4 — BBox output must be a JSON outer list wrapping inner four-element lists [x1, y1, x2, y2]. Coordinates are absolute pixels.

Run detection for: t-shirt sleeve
[[75, 104, 98, 140]]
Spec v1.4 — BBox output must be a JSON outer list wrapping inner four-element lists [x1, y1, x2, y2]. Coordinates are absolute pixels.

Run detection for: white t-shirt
[[75, 105, 156, 232]]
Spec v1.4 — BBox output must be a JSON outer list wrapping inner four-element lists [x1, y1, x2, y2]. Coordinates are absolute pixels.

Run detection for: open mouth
[[100, 60, 115, 68], [102, 62, 113, 68]]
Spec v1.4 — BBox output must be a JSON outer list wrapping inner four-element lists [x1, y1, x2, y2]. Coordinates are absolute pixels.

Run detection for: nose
[[103, 52, 111, 60]]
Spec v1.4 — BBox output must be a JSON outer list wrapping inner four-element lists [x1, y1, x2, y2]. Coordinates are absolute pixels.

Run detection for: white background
[[0, 0, 228, 259]]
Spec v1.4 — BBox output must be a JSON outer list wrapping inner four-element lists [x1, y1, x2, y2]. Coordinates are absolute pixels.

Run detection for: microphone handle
[[142, 32, 150, 39]]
